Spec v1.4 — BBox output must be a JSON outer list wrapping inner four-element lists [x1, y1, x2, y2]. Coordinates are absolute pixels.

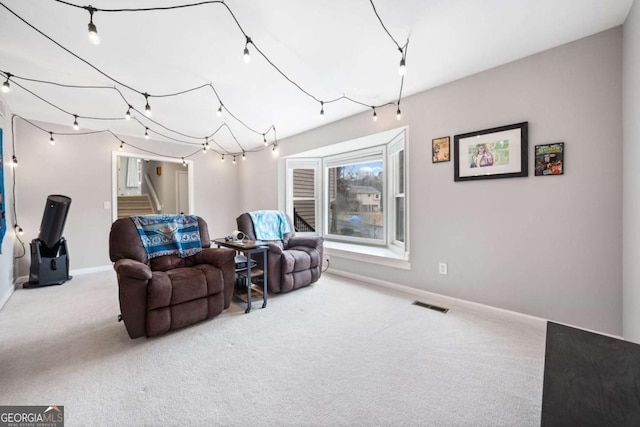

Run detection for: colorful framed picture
[[432, 136, 450, 163], [454, 122, 528, 182], [535, 143, 564, 176]]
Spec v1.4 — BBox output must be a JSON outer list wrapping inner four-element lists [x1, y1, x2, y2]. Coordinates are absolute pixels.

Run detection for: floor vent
[[412, 301, 449, 313]]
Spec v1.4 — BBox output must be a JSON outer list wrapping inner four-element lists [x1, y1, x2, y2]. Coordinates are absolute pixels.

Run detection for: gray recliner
[[236, 212, 324, 293]]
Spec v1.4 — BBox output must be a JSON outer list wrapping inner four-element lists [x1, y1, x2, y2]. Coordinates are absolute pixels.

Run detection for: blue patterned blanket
[[132, 214, 202, 259], [248, 210, 290, 241]]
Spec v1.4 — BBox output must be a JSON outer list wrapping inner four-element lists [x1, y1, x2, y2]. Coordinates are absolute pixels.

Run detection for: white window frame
[[322, 145, 387, 246], [285, 158, 321, 236], [388, 133, 407, 256]]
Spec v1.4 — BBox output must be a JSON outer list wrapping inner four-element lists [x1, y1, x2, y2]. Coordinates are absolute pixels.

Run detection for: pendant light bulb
[[272, 143, 277, 152], [11, 155, 18, 167], [1, 74, 10, 93], [182, 157, 186, 167], [49, 132, 55, 145], [14, 224, 24, 236], [217, 104, 223, 117], [243, 37, 252, 64], [263, 134, 267, 146], [320, 101, 325, 120], [399, 57, 406, 76], [221, 154, 225, 162], [119, 142, 124, 151], [73, 115, 79, 131], [203, 144, 207, 154], [205, 140, 210, 151], [144, 94, 152, 117], [125, 106, 131, 120], [372, 108, 378, 122], [242, 151, 246, 160], [87, 9, 100, 45], [144, 128, 149, 140], [233, 155, 237, 165], [396, 107, 402, 121]]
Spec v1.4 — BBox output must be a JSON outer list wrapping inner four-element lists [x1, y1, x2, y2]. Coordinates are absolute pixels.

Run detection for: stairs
[[117, 194, 154, 219]]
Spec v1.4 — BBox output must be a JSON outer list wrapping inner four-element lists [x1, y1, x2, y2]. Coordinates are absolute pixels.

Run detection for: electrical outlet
[[438, 262, 448, 275], [325, 255, 330, 264]]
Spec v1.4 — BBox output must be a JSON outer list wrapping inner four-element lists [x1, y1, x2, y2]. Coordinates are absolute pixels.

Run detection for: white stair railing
[[144, 173, 162, 213]]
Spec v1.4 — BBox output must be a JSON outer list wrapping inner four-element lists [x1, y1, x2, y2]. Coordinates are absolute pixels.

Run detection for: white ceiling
[[0, 0, 633, 156]]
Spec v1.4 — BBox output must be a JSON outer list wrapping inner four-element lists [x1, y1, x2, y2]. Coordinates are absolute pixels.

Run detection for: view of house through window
[[292, 168, 316, 232], [327, 161, 384, 239]]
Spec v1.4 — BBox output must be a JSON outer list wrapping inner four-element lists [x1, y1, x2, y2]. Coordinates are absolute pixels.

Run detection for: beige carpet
[[0, 271, 546, 426]]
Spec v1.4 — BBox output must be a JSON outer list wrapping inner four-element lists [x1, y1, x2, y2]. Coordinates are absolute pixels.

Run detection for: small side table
[[213, 238, 268, 313]]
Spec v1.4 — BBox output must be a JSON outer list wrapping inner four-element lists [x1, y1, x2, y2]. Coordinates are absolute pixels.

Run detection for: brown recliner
[[109, 216, 235, 339], [236, 212, 324, 293]]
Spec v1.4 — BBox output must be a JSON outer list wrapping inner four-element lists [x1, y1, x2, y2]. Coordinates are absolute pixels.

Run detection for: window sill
[[323, 241, 411, 270]]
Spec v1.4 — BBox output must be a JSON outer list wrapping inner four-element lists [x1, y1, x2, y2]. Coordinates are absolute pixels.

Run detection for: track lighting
[[243, 36, 252, 64], [11, 155, 18, 167], [182, 157, 186, 167], [119, 141, 124, 151], [73, 115, 79, 131], [49, 132, 55, 145], [372, 107, 378, 122], [399, 57, 406, 76], [144, 128, 149, 140], [14, 224, 23, 236], [87, 7, 100, 45], [217, 104, 223, 117], [320, 101, 325, 120], [396, 107, 402, 121], [1, 73, 10, 93], [125, 106, 131, 120], [242, 151, 246, 160], [144, 93, 152, 117], [233, 155, 237, 165]]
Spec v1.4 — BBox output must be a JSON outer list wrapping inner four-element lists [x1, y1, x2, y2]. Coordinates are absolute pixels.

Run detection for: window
[[325, 146, 386, 244], [283, 127, 408, 257]]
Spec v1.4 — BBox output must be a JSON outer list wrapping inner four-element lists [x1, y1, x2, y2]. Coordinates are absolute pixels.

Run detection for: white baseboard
[[0, 286, 15, 310], [15, 264, 113, 286], [326, 269, 545, 328]]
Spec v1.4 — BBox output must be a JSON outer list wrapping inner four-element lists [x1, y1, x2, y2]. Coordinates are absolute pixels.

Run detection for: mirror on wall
[[112, 152, 194, 221]]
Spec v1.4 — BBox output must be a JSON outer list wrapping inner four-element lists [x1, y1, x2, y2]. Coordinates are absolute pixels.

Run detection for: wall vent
[[412, 300, 449, 313]]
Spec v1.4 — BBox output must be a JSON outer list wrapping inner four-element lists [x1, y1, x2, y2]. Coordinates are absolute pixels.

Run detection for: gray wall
[[12, 119, 241, 278], [239, 28, 624, 335], [623, 0, 640, 343], [0, 98, 15, 308]]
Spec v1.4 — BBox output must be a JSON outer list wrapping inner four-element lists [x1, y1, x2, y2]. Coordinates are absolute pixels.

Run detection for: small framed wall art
[[432, 136, 450, 163], [454, 122, 528, 182], [535, 143, 564, 176]]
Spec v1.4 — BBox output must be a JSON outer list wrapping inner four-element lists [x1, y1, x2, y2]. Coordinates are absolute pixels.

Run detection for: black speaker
[[25, 195, 72, 288]]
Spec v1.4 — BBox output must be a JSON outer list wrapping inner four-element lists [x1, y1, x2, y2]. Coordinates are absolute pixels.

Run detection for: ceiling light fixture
[[125, 106, 131, 120], [396, 107, 402, 121], [87, 7, 100, 45], [1, 73, 11, 93], [49, 132, 55, 145], [243, 36, 252, 64], [144, 128, 149, 139], [320, 101, 325, 120], [233, 155, 237, 165], [221, 154, 225, 162], [73, 115, 79, 131], [119, 141, 124, 151], [242, 151, 246, 160], [372, 107, 378, 122], [144, 93, 152, 117], [182, 157, 186, 167]]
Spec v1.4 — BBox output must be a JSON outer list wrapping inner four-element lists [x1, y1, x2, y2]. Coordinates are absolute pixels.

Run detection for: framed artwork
[[535, 143, 564, 176], [432, 136, 450, 163], [454, 122, 528, 182]]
